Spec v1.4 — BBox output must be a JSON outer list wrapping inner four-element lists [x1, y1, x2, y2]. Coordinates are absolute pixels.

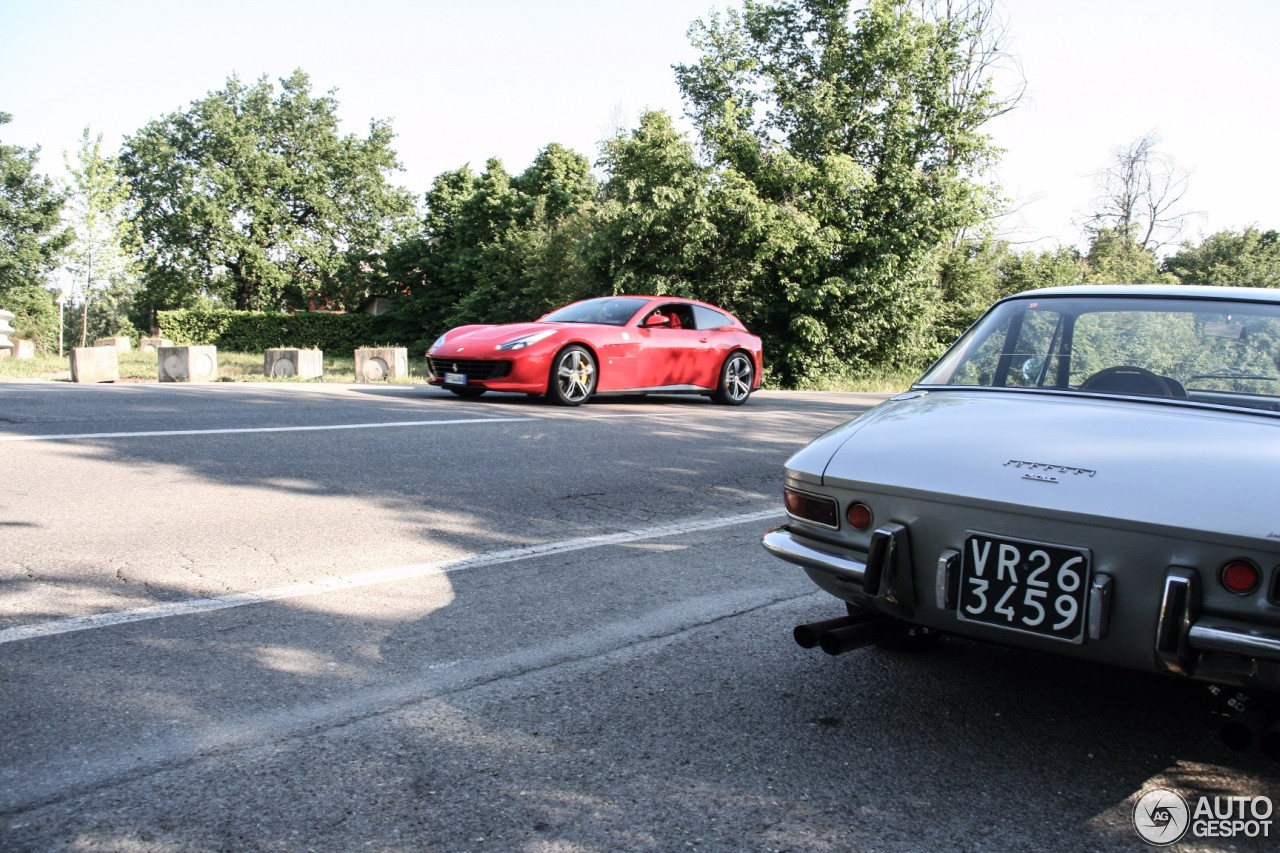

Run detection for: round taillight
[[846, 502, 873, 531], [1221, 560, 1261, 595]]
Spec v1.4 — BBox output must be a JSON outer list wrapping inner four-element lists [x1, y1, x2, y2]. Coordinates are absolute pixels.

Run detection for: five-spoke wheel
[[549, 346, 597, 406], [712, 351, 754, 405]]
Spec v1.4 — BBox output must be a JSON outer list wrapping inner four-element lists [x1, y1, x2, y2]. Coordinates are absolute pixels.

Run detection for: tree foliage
[[674, 0, 1014, 382], [1085, 132, 1192, 254], [1162, 228, 1280, 288], [0, 112, 71, 297], [62, 128, 141, 346], [119, 70, 418, 313]]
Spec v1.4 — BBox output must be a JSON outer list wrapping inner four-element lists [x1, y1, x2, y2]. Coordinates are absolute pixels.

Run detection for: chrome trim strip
[[1155, 572, 1197, 675], [761, 526, 868, 587], [935, 549, 959, 611], [1189, 623, 1280, 663]]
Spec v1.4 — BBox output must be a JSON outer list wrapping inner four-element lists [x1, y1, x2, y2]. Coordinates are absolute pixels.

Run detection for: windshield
[[540, 297, 650, 326], [918, 293, 1280, 412]]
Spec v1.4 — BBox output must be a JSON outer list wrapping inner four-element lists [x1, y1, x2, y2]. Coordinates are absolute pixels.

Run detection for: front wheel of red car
[[712, 351, 754, 405], [549, 346, 597, 406]]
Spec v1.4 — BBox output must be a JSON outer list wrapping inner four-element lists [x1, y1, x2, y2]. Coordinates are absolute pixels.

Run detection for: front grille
[[428, 357, 512, 381]]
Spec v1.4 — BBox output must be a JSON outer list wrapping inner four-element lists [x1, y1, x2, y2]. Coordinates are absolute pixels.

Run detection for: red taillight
[[846, 502, 873, 531], [783, 487, 838, 528], [1221, 560, 1261, 595]]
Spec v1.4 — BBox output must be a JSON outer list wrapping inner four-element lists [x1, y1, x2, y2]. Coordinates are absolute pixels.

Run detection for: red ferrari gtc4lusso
[[426, 296, 763, 406]]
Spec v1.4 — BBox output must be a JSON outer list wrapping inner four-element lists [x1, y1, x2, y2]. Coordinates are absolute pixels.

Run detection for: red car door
[[636, 304, 714, 389]]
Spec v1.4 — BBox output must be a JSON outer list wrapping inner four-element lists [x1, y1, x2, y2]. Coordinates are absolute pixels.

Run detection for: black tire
[[712, 351, 754, 405], [448, 386, 487, 398], [548, 345, 597, 406], [845, 601, 941, 651]]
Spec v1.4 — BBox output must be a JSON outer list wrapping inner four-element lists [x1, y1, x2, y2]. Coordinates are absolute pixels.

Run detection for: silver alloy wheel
[[553, 347, 596, 405], [714, 352, 753, 405]]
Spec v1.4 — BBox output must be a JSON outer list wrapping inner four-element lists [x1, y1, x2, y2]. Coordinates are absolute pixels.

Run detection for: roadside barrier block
[[11, 339, 35, 359], [94, 336, 132, 352], [0, 308, 14, 356], [264, 348, 323, 379], [139, 337, 173, 352], [354, 347, 408, 382], [70, 346, 119, 383], [158, 345, 218, 383]]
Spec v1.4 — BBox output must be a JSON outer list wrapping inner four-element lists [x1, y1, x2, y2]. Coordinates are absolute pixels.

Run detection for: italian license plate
[[957, 532, 1090, 643], [444, 372, 467, 385]]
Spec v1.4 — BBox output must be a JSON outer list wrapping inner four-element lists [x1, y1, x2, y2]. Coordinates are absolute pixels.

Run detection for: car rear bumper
[[763, 522, 1280, 691]]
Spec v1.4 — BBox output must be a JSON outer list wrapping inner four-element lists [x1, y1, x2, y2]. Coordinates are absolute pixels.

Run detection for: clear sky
[[2, 0, 1278, 253]]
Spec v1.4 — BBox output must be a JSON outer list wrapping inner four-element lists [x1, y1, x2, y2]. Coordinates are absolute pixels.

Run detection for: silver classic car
[[764, 285, 1280, 707]]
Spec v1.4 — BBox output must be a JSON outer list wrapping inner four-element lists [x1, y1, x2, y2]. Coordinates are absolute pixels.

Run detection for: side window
[[691, 305, 731, 330], [948, 307, 1062, 387], [654, 304, 695, 329]]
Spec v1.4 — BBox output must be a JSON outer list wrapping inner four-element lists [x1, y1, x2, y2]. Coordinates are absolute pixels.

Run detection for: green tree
[[379, 144, 601, 348], [1162, 228, 1280, 287], [119, 70, 417, 312], [593, 110, 716, 296], [1083, 228, 1171, 284], [0, 112, 71, 297], [675, 0, 1014, 382], [62, 128, 140, 346]]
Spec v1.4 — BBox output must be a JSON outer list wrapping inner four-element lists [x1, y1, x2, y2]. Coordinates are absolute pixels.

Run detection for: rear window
[[918, 293, 1280, 412]]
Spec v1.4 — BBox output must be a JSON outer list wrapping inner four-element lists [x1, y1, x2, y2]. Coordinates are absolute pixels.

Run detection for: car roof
[[1007, 283, 1280, 303]]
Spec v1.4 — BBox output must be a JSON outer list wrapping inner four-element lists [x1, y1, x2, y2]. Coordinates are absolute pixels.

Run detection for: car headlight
[[429, 334, 447, 352], [497, 329, 557, 351]]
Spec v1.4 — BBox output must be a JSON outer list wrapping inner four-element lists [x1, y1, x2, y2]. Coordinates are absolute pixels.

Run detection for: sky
[[2, 0, 1278, 253]]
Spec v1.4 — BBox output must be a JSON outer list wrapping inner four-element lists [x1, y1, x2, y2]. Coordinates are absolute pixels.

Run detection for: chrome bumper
[[761, 525, 873, 589]]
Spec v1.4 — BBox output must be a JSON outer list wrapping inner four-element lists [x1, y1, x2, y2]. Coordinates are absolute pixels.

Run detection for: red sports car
[[426, 296, 763, 406]]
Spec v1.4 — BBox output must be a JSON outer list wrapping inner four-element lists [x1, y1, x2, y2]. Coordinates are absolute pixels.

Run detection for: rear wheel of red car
[[712, 351, 753, 405], [549, 346, 596, 406], [846, 602, 941, 651]]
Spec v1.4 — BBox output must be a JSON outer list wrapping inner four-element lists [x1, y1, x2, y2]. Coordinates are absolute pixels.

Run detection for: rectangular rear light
[[784, 487, 839, 529]]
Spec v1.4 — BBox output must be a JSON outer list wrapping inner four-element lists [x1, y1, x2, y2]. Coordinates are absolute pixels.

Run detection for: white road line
[[0, 417, 531, 442], [0, 509, 782, 645]]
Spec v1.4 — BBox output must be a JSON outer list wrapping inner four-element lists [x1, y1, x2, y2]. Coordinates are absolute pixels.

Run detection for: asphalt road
[[1, 381, 1277, 852]]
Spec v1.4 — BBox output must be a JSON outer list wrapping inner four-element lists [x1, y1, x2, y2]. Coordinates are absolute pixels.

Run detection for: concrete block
[[139, 337, 173, 352], [94, 336, 132, 352], [0, 309, 14, 351], [264, 348, 323, 379], [354, 347, 408, 382], [158, 345, 218, 383], [70, 346, 119, 383], [11, 339, 35, 359]]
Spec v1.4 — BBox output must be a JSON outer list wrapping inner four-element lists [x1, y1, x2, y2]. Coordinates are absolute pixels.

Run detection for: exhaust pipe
[[1220, 704, 1277, 751], [794, 615, 868, 649], [793, 613, 898, 656]]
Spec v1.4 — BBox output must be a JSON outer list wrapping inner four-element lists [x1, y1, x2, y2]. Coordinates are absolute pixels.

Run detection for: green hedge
[[156, 309, 384, 352]]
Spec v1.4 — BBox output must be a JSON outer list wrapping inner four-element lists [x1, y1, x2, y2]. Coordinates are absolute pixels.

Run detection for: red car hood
[[436, 322, 561, 353]]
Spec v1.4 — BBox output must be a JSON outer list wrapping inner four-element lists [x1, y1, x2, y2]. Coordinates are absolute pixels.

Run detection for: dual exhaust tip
[[793, 612, 904, 656], [1221, 703, 1280, 760]]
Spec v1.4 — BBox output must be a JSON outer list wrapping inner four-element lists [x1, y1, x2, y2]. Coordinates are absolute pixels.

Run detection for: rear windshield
[[918, 294, 1280, 413]]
